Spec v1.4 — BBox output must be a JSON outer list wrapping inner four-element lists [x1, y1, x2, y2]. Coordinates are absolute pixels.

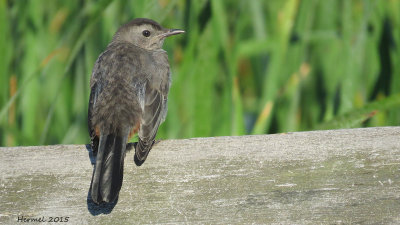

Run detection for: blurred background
[[1, 0, 399, 147]]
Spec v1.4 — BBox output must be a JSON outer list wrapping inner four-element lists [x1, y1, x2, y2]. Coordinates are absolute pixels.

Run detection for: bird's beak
[[162, 29, 185, 37]]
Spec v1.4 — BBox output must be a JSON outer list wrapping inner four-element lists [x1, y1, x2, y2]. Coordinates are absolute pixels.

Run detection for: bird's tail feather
[[91, 133, 127, 204]]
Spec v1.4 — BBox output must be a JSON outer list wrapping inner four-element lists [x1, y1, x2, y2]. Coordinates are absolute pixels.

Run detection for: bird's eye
[[142, 30, 151, 37]]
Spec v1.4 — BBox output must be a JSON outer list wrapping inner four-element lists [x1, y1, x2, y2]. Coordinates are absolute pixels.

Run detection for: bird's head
[[112, 18, 184, 50]]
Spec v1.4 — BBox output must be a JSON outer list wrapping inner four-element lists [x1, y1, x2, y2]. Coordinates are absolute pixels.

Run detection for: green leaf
[[316, 93, 400, 130]]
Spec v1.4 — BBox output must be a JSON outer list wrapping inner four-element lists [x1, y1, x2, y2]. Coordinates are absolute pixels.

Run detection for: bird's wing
[[138, 82, 166, 142], [88, 70, 103, 153], [135, 72, 169, 165]]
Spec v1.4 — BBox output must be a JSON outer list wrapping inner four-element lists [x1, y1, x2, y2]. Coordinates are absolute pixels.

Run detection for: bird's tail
[[134, 139, 155, 166], [90, 133, 127, 204]]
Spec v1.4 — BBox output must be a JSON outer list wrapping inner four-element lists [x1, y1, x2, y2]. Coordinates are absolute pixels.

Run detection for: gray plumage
[[88, 18, 184, 204]]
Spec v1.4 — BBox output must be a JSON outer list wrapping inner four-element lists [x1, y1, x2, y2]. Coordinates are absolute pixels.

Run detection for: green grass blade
[[316, 93, 400, 130]]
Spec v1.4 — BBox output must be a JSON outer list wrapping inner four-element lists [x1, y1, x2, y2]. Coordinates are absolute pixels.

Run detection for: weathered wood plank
[[1, 127, 400, 224]]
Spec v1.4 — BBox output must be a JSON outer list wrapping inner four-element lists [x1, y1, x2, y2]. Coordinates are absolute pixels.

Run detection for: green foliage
[[1, 0, 399, 146]]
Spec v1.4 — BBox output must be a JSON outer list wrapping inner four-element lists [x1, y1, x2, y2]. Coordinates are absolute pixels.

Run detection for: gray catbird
[[88, 18, 184, 204]]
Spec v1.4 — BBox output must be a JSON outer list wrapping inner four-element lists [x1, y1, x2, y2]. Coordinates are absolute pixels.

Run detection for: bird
[[87, 18, 184, 204]]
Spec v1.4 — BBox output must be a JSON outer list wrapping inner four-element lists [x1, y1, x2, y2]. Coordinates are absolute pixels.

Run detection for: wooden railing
[[1, 127, 399, 224]]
